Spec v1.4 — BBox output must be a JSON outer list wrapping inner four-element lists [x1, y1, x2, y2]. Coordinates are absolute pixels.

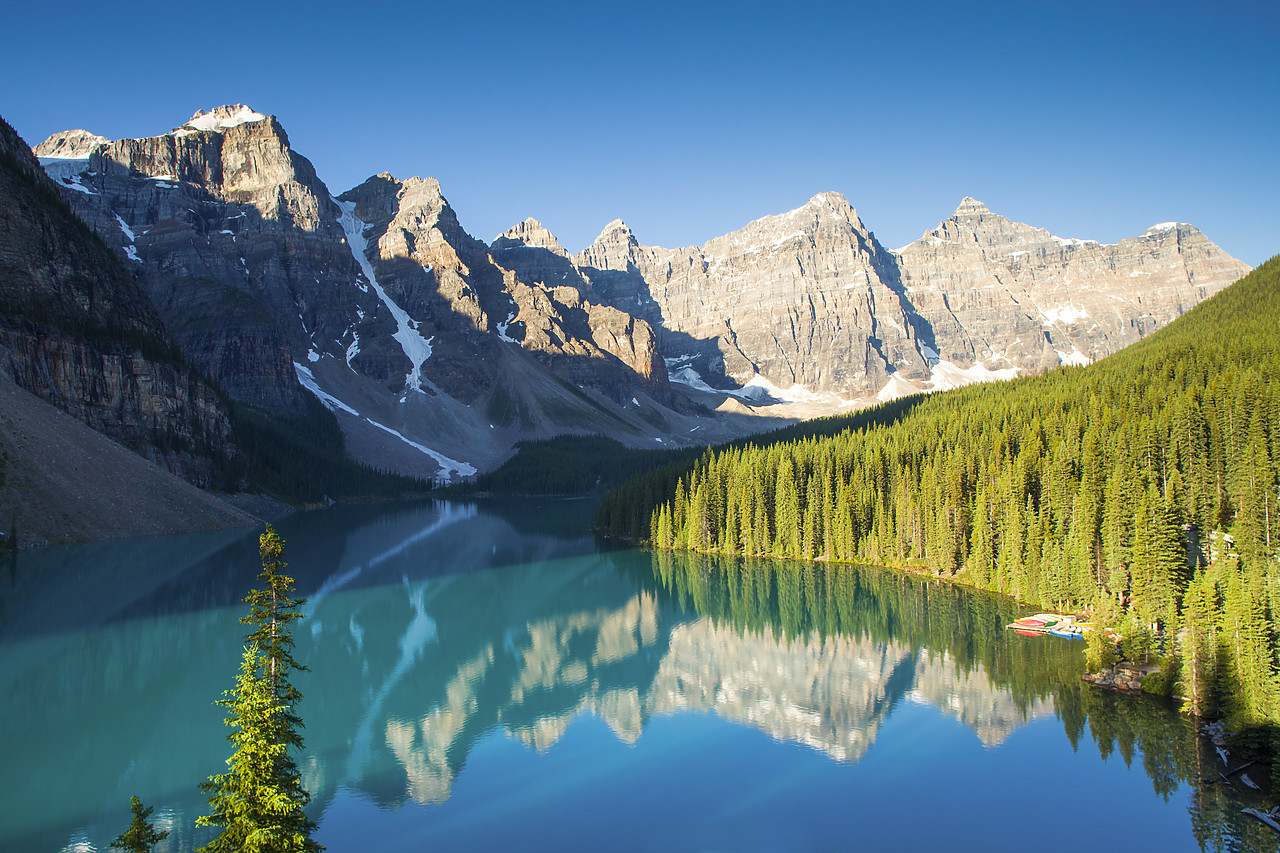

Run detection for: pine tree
[[1178, 570, 1218, 717], [198, 526, 322, 853], [110, 796, 170, 853]]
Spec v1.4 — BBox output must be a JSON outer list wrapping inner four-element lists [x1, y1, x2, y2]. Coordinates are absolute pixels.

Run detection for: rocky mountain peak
[[401, 174, 448, 198], [177, 104, 267, 134], [910, 197, 1043, 252], [806, 190, 851, 212], [598, 218, 636, 242], [952, 196, 990, 216], [32, 129, 109, 160], [491, 217, 565, 254], [799, 191, 868, 230], [400, 175, 445, 203], [338, 174, 452, 230], [577, 219, 642, 272]]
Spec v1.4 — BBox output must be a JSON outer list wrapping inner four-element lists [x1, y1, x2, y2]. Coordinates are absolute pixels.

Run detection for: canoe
[[1006, 613, 1065, 634], [1049, 623, 1085, 640]]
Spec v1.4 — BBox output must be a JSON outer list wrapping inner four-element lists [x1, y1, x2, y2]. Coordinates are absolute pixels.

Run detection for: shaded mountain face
[[28, 104, 1251, 480], [33, 108, 704, 481], [35, 107, 369, 412], [0, 116, 232, 483]]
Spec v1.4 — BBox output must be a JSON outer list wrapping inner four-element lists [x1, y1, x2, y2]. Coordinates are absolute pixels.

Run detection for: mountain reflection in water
[[0, 498, 1272, 853]]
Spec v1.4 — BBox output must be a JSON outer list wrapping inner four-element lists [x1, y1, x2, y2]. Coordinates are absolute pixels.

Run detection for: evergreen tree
[[198, 526, 322, 853], [1178, 570, 1218, 717], [110, 796, 169, 853]]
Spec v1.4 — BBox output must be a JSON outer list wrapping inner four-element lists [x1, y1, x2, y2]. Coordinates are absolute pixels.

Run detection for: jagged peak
[[336, 173, 449, 229], [807, 190, 851, 208], [178, 104, 267, 134], [33, 129, 110, 159], [400, 175, 444, 198], [952, 196, 991, 217], [337, 172, 401, 203], [593, 218, 638, 244], [1144, 221, 1192, 234], [492, 217, 564, 253]]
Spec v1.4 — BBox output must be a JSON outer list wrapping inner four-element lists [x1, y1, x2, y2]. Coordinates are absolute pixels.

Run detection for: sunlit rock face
[[894, 198, 1252, 380], [574, 195, 922, 396], [573, 195, 1248, 402]]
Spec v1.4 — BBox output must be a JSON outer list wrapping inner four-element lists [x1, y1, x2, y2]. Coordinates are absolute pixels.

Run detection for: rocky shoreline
[[1081, 662, 1163, 693]]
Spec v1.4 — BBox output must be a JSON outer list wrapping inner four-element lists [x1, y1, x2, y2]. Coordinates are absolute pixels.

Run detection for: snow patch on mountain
[[295, 362, 474, 481], [926, 359, 1020, 392], [664, 356, 719, 393], [184, 105, 265, 132], [730, 375, 822, 404], [496, 311, 519, 343], [294, 363, 360, 416], [1055, 347, 1092, 367], [113, 213, 136, 242], [38, 158, 91, 183], [362, 419, 475, 481], [335, 199, 433, 391], [1039, 304, 1089, 326], [877, 373, 920, 402], [60, 174, 95, 195]]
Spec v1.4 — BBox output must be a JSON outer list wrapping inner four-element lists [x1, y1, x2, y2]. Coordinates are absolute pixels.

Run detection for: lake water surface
[[0, 497, 1273, 852]]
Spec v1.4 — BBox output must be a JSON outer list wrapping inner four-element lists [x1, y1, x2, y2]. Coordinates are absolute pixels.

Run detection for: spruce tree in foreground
[[110, 795, 169, 853], [197, 525, 322, 853]]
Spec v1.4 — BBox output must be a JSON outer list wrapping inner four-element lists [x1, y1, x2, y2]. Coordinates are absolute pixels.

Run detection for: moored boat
[[1049, 619, 1086, 640], [1006, 613, 1065, 635]]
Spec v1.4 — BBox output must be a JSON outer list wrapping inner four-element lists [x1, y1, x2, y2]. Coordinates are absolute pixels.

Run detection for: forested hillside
[[596, 257, 1280, 728]]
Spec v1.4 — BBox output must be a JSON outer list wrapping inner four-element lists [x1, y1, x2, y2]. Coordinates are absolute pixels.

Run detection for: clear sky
[[4, 0, 1276, 265]]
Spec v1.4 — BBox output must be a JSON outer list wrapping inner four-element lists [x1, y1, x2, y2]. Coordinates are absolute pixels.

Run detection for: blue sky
[[4, 0, 1276, 265]]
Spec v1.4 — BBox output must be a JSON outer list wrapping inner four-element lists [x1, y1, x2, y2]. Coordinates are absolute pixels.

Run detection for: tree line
[[596, 257, 1280, 732]]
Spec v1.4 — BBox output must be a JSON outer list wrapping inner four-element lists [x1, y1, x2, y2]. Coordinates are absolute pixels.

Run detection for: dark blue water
[[0, 498, 1271, 852]]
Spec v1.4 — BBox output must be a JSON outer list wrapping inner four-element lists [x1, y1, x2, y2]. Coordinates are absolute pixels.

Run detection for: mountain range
[[5, 104, 1252, 506]]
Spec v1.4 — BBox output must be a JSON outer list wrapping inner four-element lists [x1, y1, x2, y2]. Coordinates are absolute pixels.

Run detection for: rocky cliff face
[[894, 197, 1251, 378], [34, 107, 387, 412], [26, 104, 1252, 481], [32, 109, 704, 481], [573, 194, 1250, 403], [574, 194, 925, 396], [490, 217, 669, 395], [1, 116, 232, 483]]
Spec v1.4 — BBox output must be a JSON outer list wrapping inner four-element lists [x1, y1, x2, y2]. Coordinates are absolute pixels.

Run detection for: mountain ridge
[[25, 104, 1252, 485]]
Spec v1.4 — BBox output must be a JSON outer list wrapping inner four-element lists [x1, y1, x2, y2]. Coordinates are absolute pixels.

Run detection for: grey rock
[[32, 128, 109, 159], [25, 104, 1251, 483], [1, 116, 233, 484], [573, 193, 1249, 401]]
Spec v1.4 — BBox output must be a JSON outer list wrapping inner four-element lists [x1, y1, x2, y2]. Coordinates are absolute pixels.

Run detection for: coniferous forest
[[596, 257, 1280, 730]]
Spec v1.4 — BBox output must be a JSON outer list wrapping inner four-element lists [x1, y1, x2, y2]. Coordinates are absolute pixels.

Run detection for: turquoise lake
[[0, 497, 1273, 852]]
